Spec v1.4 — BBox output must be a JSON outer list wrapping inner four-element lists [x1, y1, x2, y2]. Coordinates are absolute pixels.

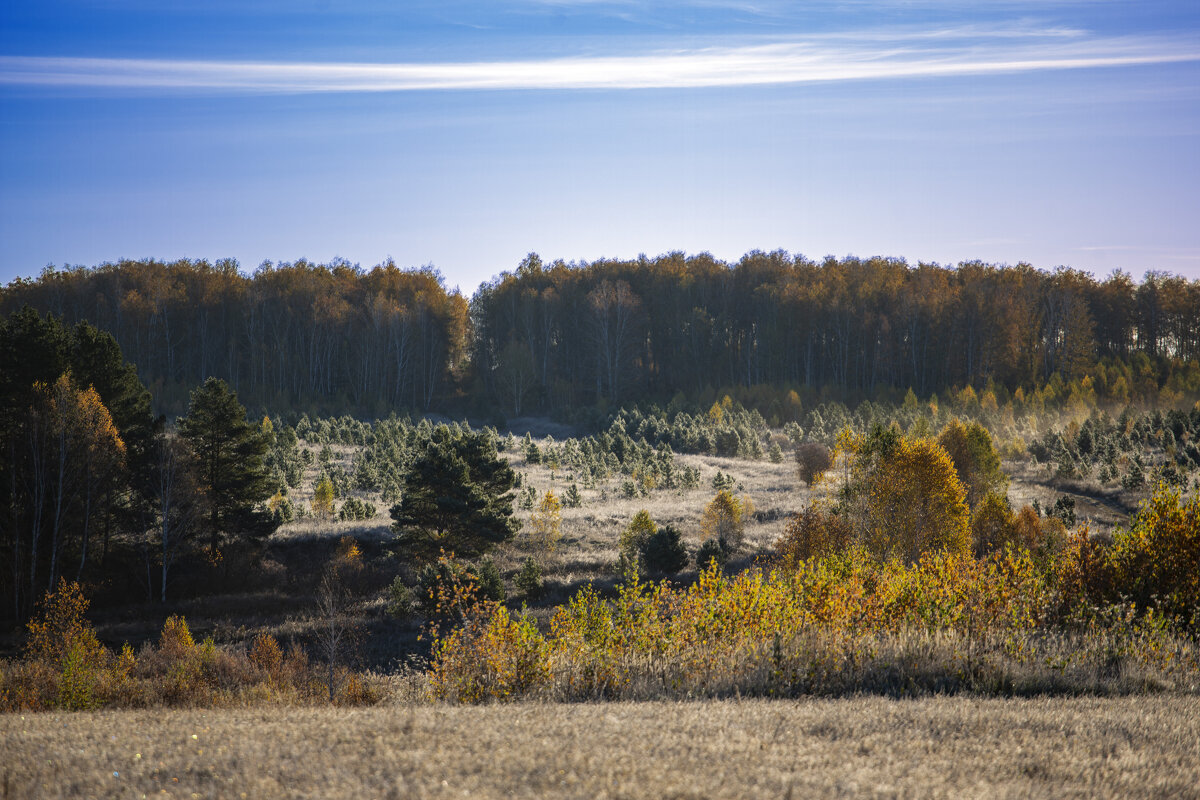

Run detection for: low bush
[[0, 582, 382, 712], [516, 558, 544, 600], [775, 504, 853, 568], [695, 538, 727, 572], [428, 602, 550, 703], [427, 504, 1200, 702], [1105, 485, 1200, 623], [642, 525, 688, 575], [386, 577, 415, 619]]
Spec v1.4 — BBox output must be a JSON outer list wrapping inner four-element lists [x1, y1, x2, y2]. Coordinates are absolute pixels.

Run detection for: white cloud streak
[[2, 30, 1197, 93]]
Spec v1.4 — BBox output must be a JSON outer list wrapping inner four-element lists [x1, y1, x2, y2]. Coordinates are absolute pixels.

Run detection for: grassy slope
[[4, 696, 1198, 799]]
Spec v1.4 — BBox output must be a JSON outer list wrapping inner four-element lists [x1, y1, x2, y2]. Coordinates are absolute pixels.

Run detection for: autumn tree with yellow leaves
[[701, 489, 753, 555], [528, 489, 563, 552], [839, 425, 971, 563]]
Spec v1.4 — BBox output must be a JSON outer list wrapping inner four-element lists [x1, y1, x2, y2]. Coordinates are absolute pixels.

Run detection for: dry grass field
[[4, 695, 1198, 799]]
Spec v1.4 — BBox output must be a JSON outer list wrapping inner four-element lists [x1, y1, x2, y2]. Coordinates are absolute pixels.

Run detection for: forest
[[3, 253, 1199, 419], [0, 254, 1199, 717]]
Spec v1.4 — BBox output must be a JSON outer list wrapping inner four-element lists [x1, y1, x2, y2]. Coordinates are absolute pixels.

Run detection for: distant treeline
[[3, 252, 1199, 417], [1, 258, 468, 416]]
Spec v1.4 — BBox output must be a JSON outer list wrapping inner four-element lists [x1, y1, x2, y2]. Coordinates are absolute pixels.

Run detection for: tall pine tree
[[178, 377, 276, 559], [390, 427, 518, 561]]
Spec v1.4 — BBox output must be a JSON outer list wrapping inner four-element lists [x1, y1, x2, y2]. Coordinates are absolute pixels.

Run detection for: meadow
[[4, 696, 1199, 799]]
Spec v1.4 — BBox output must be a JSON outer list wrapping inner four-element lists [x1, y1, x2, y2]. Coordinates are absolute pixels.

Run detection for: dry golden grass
[[3, 696, 1198, 799]]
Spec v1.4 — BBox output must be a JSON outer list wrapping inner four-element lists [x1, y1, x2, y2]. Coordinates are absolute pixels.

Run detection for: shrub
[[158, 614, 195, 660], [57, 641, 102, 710], [1106, 485, 1200, 623], [695, 538, 727, 572], [701, 490, 751, 554], [335, 672, 380, 706], [387, 577, 415, 619], [516, 557, 544, 600], [429, 603, 550, 702], [1, 605, 378, 711], [329, 535, 365, 587], [268, 491, 295, 524], [248, 633, 284, 679], [1051, 524, 1111, 617], [859, 436, 971, 563], [642, 525, 688, 575], [418, 540, 1200, 703], [23, 582, 108, 711], [618, 510, 657, 578], [312, 474, 336, 517], [938, 420, 1006, 508], [776, 505, 853, 569], [25, 580, 103, 669], [795, 442, 833, 487], [476, 558, 506, 603], [416, 561, 465, 616], [529, 490, 563, 551], [971, 493, 1018, 558], [416, 554, 508, 615]]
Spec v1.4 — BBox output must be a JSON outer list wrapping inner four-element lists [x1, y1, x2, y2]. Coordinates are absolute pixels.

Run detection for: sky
[[2, 1, 1199, 293]]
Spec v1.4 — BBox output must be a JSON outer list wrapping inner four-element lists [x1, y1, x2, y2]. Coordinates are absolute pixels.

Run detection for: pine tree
[[178, 377, 276, 558], [642, 524, 688, 575], [390, 429, 518, 562]]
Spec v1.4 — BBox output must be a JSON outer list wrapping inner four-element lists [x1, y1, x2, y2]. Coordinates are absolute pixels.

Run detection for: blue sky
[[2, 1, 1199, 291]]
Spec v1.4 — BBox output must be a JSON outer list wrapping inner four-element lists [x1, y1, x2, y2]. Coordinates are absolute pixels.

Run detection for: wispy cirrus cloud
[[1, 28, 1197, 93]]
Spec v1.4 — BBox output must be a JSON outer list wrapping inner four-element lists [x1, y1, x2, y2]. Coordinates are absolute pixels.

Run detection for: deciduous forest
[[4, 253, 1198, 418]]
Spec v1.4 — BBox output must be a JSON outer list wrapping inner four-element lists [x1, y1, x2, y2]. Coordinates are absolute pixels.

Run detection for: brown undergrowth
[[1, 580, 384, 712]]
